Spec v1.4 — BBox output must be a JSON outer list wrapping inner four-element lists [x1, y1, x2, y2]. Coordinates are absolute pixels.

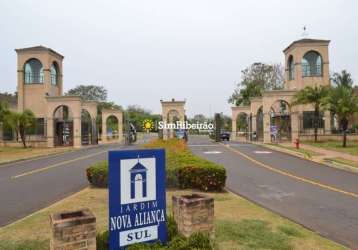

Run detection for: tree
[[4, 109, 35, 148], [0, 101, 10, 141], [124, 105, 160, 132], [292, 86, 329, 142], [325, 71, 358, 147], [0, 101, 10, 123], [228, 63, 284, 106], [65, 85, 107, 101]]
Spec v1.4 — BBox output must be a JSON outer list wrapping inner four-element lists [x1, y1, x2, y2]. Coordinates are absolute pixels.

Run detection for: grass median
[[0, 188, 346, 250]]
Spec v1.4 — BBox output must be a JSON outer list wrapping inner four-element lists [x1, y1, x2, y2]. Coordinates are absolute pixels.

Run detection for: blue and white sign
[[109, 149, 167, 249]]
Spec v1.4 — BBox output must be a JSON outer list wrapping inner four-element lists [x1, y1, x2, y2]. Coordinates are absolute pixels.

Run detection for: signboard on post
[[109, 149, 167, 249]]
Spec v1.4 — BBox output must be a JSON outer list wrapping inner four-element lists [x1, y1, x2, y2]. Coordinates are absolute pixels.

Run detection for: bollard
[[50, 208, 96, 250], [172, 193, 214, 237]]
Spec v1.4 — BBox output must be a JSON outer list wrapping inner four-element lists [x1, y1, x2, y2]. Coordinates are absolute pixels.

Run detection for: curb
[[250, 141, 358, 175]]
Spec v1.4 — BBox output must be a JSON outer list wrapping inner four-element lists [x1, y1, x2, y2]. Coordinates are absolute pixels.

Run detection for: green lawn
[[268, 143, 321, 159], [0, 146, 74, 165], [304, 140, 358, 156], [326, 157, 358, 169], [0, 188, 346, 250]]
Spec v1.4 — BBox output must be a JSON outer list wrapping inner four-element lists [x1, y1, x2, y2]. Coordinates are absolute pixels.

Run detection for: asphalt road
[[0, 143, 138, 227], [188, 135, 358, 249]]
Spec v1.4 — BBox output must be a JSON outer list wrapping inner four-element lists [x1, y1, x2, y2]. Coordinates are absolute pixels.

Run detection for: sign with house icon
[[109, 149, 167, 249]]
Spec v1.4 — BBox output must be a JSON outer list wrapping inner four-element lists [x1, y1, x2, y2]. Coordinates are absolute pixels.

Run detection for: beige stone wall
[[172, 194, 214, 238], [284, 40, 330, 91], [50, 209, 96, 250]]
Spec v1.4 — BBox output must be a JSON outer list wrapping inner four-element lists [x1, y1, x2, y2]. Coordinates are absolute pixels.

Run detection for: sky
[[0, 0, 357, 117]]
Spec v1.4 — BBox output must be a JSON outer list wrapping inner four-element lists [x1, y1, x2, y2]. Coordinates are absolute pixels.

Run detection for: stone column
[[263, 113, 271, 143], [91, 118, 97, 145], [102, 117, 107, 144], [291, 112, 300, 143], [324, 111, 331, 134], [50, 209, 96, 250], [47, 118, 54, 147], [117, 113, 123, 144], [251, 115, 257, 133], [17, 70, 24, 112], [73, 117, 82, 148], [231, 119, 236, 141]]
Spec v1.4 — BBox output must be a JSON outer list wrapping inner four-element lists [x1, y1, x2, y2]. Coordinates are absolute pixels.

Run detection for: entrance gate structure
[[231, 38, 332, 143], [161, 99, 186, 140], [10, 45, 123, 148]]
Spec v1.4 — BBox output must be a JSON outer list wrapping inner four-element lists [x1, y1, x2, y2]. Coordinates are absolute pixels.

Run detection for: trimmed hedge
[[86, 161, 108, 188], [145, 139, 226, 191], [86, 139, 226, 191]]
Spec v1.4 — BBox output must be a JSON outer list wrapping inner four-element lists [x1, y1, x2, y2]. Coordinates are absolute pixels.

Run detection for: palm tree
[[291, 86, 329, 142], [4, 109, 35, 148], [326, 71, 358, 147]]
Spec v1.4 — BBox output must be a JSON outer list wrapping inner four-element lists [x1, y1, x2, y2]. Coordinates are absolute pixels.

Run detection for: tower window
[[51, 63, 58, 85], [302, 51, 323, 77], [288, 55, 295, 80], [24, 58, 44, 84]]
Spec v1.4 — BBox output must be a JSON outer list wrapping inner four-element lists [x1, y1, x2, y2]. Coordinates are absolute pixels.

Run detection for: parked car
[[220, 131, 231, 141]]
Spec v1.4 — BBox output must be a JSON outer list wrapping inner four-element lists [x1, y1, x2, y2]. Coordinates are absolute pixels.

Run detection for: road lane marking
[[254, 151, 272, 154], [221, 143, 358, 199], [204, 151, 222, 154], [188, 144, 220, 147], [11, 150, 109, 179]]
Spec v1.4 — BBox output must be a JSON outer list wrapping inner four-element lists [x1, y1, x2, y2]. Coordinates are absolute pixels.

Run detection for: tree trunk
[[314, 105, 319, 143], [341, 118, 348, 148], [19, 125, 27, 148], [343, 130, 347, 147]]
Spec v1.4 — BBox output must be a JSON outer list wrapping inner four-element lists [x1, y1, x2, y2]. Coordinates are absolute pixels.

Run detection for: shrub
[[86, 139, 226, 191], [96, 230, 109, 250], [167, 215, 178, 241], [187, 232, 213, 250], [96, 216, 213, 250], [145, 139, 226, 192], [86, 161, 108, 188]]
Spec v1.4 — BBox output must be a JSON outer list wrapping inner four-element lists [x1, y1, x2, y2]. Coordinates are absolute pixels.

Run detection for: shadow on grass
[[215, 219, 303, 250]]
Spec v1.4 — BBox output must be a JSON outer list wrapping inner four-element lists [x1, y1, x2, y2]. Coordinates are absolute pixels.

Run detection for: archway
[[81, 109, 92, 145], [236, 112, 249, 141], [53, 105, 73, 146], [256, 106, 264, 141], [167, 109, 180, 138], [106, 115, 119, 141], [269, 100, 291, 142]]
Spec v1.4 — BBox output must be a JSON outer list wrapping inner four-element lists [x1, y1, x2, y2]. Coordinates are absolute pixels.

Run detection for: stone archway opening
[[269, 100, 291, 142], [236, 112, 249, 141], [160, 99, 186, 140], [106, 115, 119, 141], [167, 109, 180, 138], [81, 109, 92, 145], [53, 105, 73, 146]]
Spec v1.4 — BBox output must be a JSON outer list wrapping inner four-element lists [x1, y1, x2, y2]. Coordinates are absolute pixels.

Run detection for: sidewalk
[[299, 143, 358, 162], [271, 142, 358, 173]]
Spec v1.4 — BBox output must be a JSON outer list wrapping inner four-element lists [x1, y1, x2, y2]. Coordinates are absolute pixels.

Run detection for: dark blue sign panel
[[109, 149, 167, 249]]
